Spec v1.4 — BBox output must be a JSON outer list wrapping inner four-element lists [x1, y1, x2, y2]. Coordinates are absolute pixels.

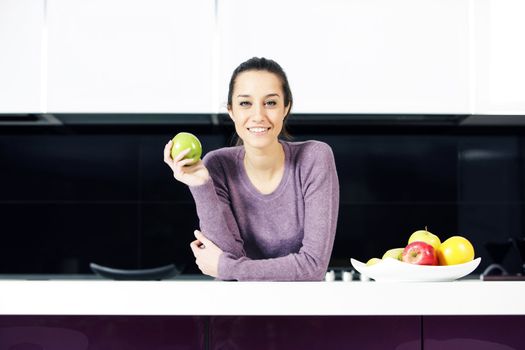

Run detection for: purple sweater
[[189, 140, 339, 281]]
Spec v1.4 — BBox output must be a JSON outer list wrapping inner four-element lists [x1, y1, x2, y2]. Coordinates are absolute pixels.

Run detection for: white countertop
[[1, 279, 524, 316]]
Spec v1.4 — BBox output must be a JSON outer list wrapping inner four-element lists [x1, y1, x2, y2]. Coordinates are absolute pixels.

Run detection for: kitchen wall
[[2, 0, 525, 276], [1, 119, 524, 275]]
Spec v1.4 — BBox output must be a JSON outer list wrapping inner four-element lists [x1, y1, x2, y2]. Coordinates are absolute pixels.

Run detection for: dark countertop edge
[[3, 113, 525, 135], [1, 113, 525, 125]]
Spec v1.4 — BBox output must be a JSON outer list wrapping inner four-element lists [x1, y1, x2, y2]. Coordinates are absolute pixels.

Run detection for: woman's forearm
[[189, 179, 245, 258]]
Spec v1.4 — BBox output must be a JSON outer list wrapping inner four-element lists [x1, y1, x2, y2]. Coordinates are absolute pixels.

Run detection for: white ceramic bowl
[[350, 257, 481, 282]]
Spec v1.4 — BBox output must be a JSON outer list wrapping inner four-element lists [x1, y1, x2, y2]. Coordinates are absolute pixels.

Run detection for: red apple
[[401, 241, 438, 265]]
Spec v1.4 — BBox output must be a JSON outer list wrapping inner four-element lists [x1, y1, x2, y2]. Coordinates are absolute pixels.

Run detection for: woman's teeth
[[248, 127, 268, 133]]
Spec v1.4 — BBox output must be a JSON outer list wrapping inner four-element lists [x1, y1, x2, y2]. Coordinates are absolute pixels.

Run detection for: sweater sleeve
[[188, 154, 245, 259], [217, 143, 339, 281]]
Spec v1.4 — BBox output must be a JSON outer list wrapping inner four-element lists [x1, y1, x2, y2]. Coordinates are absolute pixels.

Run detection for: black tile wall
[[294, 134, 458, 203], [458, 203, 523, 274], [140, 203, 201, 274], [459, 137, 521, 202], [0, 136, 138, 201], [457, 137, 524, 273], [1, 127, 524, 275], [0, 203, 138, 273]]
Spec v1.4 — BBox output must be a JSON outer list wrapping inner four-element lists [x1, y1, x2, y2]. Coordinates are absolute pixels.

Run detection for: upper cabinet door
[[46, 0, 214, 113], [217, 0, 470, 114], [474, 0, 525, 114], [0, 0, 43, 113]]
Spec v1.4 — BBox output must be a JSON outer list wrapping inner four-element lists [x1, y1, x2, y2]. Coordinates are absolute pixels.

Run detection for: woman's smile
[[247, 126, 271, 135]]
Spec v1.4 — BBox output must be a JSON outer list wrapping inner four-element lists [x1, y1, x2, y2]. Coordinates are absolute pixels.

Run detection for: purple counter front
[[1, 315, 524, 349]]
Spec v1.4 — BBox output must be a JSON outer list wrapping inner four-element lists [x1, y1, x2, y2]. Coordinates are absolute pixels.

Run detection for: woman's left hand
[[190, 230, 223, 278]]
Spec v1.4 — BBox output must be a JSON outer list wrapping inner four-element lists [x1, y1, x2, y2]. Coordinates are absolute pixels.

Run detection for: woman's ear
[[227, 106, 235, 122], [284, 103, 291, 119]]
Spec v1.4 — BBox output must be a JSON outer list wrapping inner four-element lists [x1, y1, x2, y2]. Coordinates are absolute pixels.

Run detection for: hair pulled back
[[227, 57, 293, 144]]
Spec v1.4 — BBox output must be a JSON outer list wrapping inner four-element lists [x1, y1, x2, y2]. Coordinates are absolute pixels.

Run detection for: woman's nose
[[251, 104, 265, 122]]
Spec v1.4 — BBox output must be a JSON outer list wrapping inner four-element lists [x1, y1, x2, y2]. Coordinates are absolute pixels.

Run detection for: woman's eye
[[239, 101, 251, 107], [265, 100, 277, 107]]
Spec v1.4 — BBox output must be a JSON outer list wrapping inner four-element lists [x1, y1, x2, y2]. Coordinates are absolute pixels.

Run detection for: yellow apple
[[366, 258, 381, 266], [408, 228, 441, 251], [382, 248, 404, 260]]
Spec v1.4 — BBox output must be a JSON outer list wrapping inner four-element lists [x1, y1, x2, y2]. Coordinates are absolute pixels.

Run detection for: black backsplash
[[1, 121, 524, 275]]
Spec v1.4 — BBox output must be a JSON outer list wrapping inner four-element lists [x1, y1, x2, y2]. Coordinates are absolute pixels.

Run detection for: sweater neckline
[[237, 140, 292, 201]]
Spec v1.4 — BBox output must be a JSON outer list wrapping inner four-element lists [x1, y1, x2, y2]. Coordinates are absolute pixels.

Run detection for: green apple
[[408, 228, 441, 251], [366, 258, 381, 266], [170, 132, 202, 165], [382, 248, 404, 260]]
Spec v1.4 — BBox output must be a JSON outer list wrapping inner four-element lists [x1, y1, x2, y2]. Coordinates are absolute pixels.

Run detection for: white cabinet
[[46, 0, 214, 113], [0, 0, 44, 113], [217, 0, 470, 114], [474, 0, 525, 114], [5, 0, 525, 116]]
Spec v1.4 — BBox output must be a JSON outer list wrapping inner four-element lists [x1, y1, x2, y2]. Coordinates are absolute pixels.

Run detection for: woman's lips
[[247, 127, 270, 135]]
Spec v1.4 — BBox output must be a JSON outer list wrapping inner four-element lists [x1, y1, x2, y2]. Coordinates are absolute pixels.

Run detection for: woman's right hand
[[163, 140, 210, 187]]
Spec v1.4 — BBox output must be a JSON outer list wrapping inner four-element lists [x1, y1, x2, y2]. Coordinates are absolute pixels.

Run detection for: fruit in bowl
[[350, 256, 481, 282], [437, 236, 475, 265], [170, 132, 202, 165], [359, 229, 476, 270], [366, 258, 382, 266], [401, 241, 438, 265], [382, 248, 404, 260], [408, 227, 441, 251]]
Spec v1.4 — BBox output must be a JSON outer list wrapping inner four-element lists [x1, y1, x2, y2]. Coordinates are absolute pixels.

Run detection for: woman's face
[[228, 70, 290, 150]]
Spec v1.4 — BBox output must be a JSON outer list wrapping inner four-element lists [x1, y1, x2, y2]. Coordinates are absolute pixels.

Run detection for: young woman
[[163, 57, 339, 281]]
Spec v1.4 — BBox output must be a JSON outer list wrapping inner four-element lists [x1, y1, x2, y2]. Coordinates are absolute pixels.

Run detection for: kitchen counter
[[1, 279, 524, 316]]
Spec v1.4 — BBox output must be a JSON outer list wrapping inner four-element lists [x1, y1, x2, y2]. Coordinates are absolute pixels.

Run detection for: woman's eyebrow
[[236, 93, 281, 98]]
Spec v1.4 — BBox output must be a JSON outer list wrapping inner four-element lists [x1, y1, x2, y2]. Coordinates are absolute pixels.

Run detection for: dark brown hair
[[227, 57, 293, 145]]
